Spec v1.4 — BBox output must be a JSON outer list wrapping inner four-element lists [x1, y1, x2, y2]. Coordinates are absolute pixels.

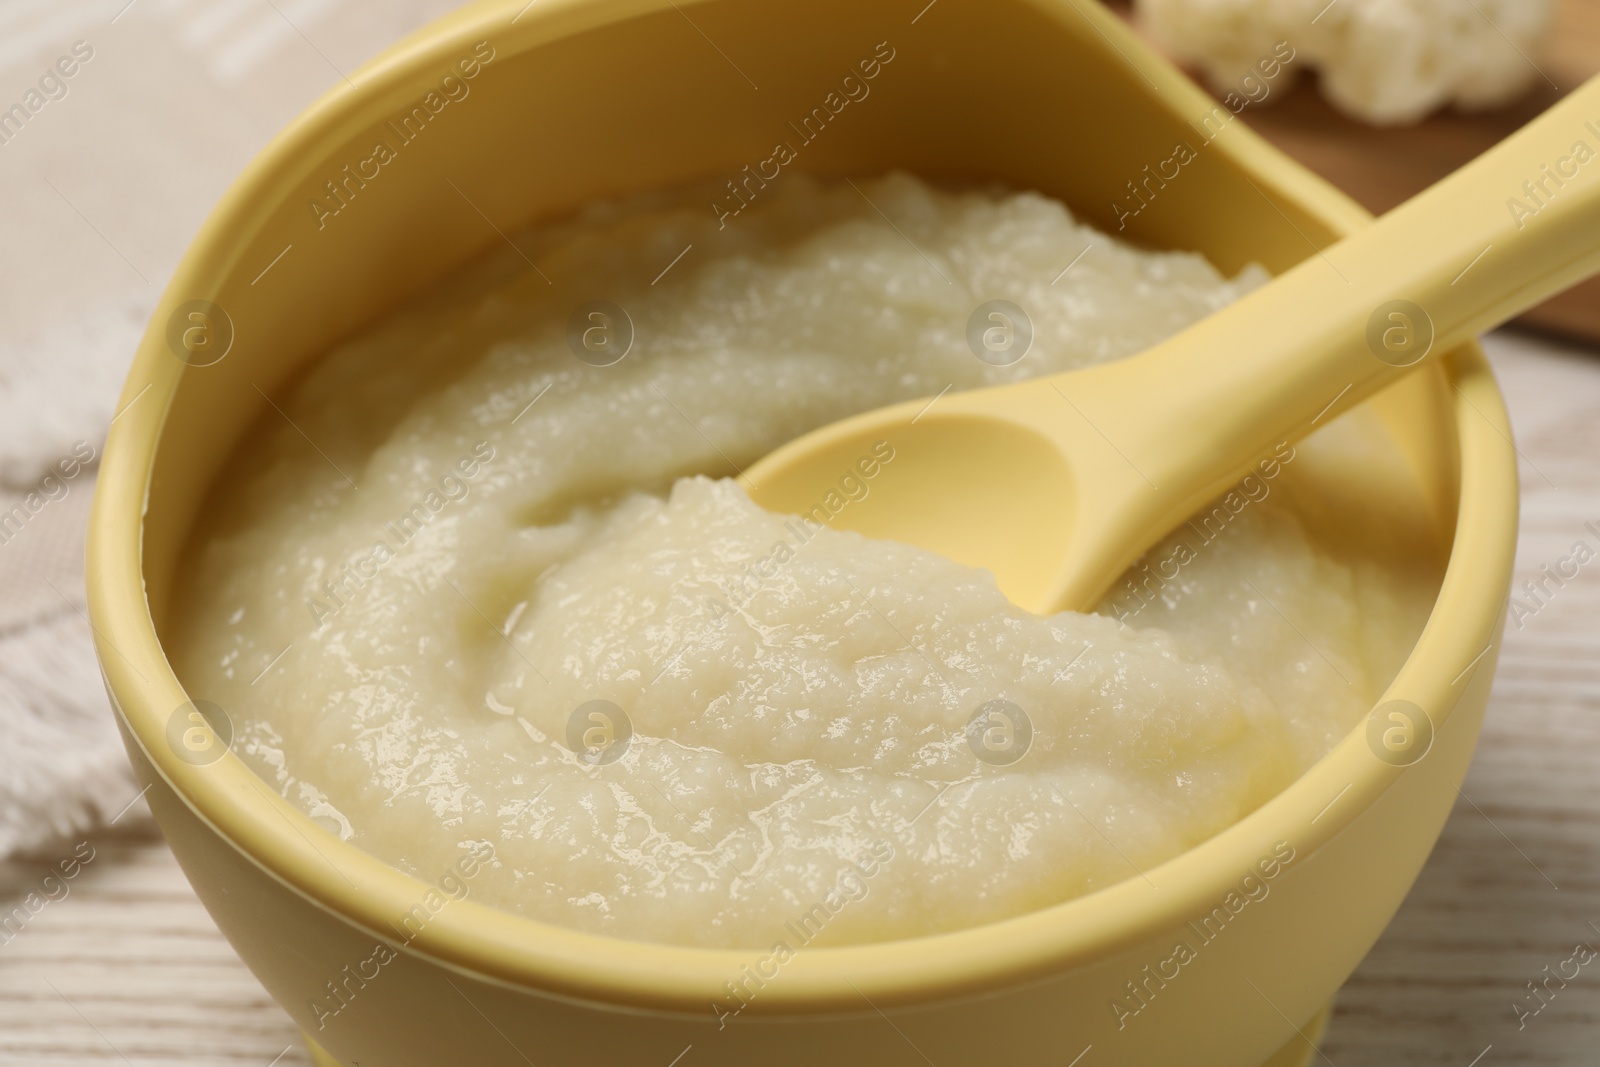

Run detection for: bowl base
[[301, 1002, 1332, 1066]]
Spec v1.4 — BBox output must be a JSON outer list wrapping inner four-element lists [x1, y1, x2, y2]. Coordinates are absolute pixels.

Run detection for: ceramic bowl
[[86, 1, 1517, 1063]]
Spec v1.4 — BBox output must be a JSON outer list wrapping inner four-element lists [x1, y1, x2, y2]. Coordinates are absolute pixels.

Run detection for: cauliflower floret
[[1136, 0, 1556, 126]]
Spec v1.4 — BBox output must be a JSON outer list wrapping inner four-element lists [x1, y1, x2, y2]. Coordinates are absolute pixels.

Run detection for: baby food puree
[[173, 173, 1436, 949]]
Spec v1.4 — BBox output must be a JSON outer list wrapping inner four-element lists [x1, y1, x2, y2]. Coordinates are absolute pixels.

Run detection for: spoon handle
[[1077, 73, 1600, 525]]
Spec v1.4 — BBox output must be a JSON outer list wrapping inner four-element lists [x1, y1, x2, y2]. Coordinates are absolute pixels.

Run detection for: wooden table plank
[[0, 831, 310, 1066]]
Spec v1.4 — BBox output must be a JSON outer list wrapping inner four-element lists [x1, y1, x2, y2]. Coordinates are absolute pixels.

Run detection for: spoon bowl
[[742, 390, 1080, 613]]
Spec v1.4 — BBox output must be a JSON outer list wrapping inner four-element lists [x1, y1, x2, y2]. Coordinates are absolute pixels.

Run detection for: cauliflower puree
[[173, 173, 1437, 949]]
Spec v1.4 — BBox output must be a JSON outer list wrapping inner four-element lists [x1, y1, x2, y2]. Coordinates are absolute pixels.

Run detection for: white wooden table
[[1, 330, 1597, 1066]]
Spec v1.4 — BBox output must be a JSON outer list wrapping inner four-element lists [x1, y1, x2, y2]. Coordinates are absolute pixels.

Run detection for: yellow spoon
[[743, 76, 1600, 615]]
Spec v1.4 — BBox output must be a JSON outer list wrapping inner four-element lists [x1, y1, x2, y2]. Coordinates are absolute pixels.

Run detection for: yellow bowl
[[86, 0, 1518, 1064]]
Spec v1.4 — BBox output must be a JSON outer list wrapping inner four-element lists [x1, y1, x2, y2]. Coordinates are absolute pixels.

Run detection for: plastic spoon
[[741, 76, 1600, 615]]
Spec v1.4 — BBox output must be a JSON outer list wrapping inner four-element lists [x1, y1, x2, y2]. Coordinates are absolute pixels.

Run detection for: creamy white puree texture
[[173, 173, 1438, 949]]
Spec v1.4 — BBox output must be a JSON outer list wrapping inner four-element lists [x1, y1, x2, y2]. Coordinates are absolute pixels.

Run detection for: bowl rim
[[86, 0, 1519, 1017]]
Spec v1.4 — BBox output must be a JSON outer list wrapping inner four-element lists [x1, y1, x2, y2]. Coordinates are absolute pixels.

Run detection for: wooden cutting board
[[1113, 0, 1600, 343]]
